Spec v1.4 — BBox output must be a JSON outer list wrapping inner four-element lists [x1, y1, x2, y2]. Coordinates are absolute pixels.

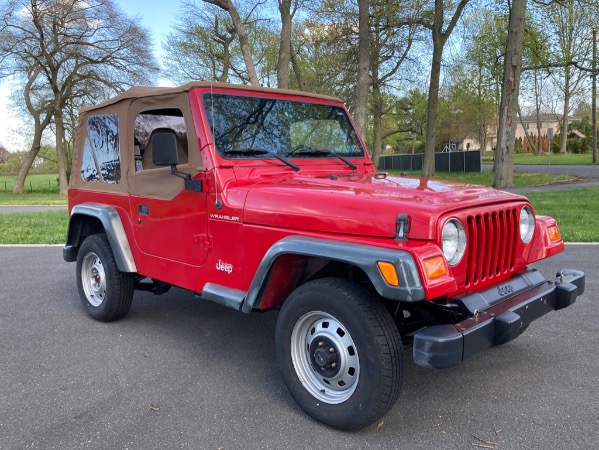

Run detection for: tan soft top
[[80, 81, 343, 112]]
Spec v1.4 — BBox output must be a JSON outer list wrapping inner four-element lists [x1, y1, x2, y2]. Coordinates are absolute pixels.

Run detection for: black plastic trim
[[63, 203, 137, 272], [413, 268, 585, 369], [242, 236, 424, 313], [200, 283, 245, 310]]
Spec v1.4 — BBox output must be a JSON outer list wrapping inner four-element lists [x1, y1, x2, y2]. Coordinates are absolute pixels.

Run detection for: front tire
[[275, 278, 403, 430], [76, 233, 134, 322]]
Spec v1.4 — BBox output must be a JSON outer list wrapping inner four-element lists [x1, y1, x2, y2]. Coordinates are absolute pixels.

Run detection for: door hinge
[[194, 234, 212, 249]]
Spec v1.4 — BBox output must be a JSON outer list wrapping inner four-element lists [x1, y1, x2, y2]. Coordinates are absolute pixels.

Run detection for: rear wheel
[[76, 233, 133, 322], [275, 277, 403, 430]]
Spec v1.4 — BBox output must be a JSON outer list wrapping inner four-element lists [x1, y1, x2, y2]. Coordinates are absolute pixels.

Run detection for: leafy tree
[[462, 10, 506, 152], [544, 0, 598, 154], [416, 0, 473, 177], [385, 89, 428, 153], [309, 0, 418, 165]]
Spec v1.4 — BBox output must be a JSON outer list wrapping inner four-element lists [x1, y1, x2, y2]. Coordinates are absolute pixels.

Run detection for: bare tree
[[0, 0, 158, 194], [164, 3, 237, 83], [204, 0, 260, 86]]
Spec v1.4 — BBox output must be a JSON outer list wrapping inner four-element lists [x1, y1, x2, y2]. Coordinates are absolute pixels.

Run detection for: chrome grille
[[465, 208, 518, 287]]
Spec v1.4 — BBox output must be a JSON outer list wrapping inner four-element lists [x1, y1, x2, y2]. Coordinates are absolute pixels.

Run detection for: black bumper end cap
[[63, 245, 77, 262], [555, 281, 577, 310], [413, 325, 463, 369]]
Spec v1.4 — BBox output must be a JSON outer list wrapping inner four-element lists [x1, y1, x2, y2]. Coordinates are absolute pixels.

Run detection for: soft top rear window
[[203, 93, 365, 159]]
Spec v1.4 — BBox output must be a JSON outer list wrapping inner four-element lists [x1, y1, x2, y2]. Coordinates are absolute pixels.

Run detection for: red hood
[[242, 173, 526, 240]]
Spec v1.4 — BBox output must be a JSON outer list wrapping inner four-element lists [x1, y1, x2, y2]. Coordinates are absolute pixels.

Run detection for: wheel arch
[[242, 236, 424, 313], [64, 203, 137, 273]]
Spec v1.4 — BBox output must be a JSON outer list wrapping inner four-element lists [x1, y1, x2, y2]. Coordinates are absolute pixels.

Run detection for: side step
[[197, 283, 246, 311]]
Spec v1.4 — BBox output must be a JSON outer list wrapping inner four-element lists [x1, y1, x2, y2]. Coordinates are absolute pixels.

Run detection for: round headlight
[[442, 219, 466, 266], [520, 206, 534, 244]]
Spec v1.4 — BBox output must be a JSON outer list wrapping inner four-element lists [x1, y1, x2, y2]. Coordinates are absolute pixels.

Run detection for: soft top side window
[[134, 108, 188, 170], [80, 114, 120, 184]]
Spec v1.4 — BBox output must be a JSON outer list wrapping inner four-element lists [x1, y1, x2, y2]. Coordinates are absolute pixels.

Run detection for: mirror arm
[[170, 164, 203, 192]]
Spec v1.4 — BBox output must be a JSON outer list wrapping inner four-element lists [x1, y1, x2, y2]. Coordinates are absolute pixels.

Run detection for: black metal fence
[[379, 150, 481, 173]]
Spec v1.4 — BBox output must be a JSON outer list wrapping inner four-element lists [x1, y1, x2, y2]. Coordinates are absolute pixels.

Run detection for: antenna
[[210, 82, 215, 147]]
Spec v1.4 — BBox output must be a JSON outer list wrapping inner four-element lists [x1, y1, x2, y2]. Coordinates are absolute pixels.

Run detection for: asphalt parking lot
[[1, 245, 597, 450]]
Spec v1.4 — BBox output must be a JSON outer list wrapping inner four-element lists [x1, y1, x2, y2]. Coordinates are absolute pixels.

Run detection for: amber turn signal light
[[423, 255, 448, 280], [377, 261, 399, 286], [548, 226, 561, 242]]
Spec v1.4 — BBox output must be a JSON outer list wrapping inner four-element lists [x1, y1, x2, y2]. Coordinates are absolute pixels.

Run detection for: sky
[[0, 0, 179, 152]]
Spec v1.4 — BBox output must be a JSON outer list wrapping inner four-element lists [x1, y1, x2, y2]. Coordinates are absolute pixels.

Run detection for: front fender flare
[[242, 236, 424, 313]]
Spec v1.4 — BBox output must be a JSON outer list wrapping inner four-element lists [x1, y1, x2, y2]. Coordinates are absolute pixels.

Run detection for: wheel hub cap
[[310, 338, 340, 377]]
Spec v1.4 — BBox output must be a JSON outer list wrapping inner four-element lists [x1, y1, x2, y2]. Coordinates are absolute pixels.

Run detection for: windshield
[[203, 93, 365, 159]]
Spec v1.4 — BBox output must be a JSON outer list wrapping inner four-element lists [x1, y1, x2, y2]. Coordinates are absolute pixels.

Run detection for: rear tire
[[76, 233, 134, 322], [275, 277, 403, 430]]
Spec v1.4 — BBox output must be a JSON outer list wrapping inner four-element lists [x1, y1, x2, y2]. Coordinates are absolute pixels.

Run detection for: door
[[127, 101, 209, 266]]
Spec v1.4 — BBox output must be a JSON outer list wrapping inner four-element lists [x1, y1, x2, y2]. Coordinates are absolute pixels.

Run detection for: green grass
[[482, 152, 596, 165], [0, 192, 67, 205], [0, 210, 68, 244], [0, 173, 61, 193], [526, 188, 599, 242], [389, 170, 576, 188]]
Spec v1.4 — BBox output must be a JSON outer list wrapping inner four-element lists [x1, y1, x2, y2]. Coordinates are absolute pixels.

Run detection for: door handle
[[138, 204, 150, 215]]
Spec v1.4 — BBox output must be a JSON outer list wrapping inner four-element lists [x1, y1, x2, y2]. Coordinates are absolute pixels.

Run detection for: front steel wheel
[[76, 233, 133, 322], [290, 311, 360, 404], [276, 277, 403, 430]]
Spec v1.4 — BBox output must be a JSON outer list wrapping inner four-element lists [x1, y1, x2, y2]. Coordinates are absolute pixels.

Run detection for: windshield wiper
[[223, 148, 300, 171], [287, 148, 357, 170]]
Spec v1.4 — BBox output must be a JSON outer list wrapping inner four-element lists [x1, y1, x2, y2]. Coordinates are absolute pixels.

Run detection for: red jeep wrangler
[[64, 82, 585, 430]]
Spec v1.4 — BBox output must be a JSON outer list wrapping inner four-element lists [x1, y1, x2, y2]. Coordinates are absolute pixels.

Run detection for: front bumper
[[413, 268, 585, 369]]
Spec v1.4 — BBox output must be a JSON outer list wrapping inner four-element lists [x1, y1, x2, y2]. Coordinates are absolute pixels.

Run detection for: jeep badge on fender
[[63, 82, 585, 431]]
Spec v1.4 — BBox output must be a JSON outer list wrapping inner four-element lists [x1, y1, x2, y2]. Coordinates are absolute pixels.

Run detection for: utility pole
[[592, 28, 597, 164]]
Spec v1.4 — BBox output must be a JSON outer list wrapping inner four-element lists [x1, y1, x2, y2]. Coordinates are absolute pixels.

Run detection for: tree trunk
[[13, 68, 53, 194], [422, 38, 443, 177], [213, 16, 234, 83], [54, 106, 69, 195], [204, 0, 260, 86], [560, 68, 571, 154], [411, 132, 417, 154], [493, 0, 527, 189], [12, 135, 43, 194], [290, 45, 305, 91], [533, 71, 542, 155], [371, 86, 383, 169], [277, 0, 292, 89], [353, 0, 370, 139]]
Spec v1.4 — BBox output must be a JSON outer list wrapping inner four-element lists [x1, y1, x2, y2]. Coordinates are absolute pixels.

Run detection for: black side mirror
[[149, 131, 202, 193], [152, 132, 179, 166]]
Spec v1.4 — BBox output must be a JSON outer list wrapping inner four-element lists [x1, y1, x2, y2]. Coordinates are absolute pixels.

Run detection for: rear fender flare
[[64, 203, 137, 273]]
